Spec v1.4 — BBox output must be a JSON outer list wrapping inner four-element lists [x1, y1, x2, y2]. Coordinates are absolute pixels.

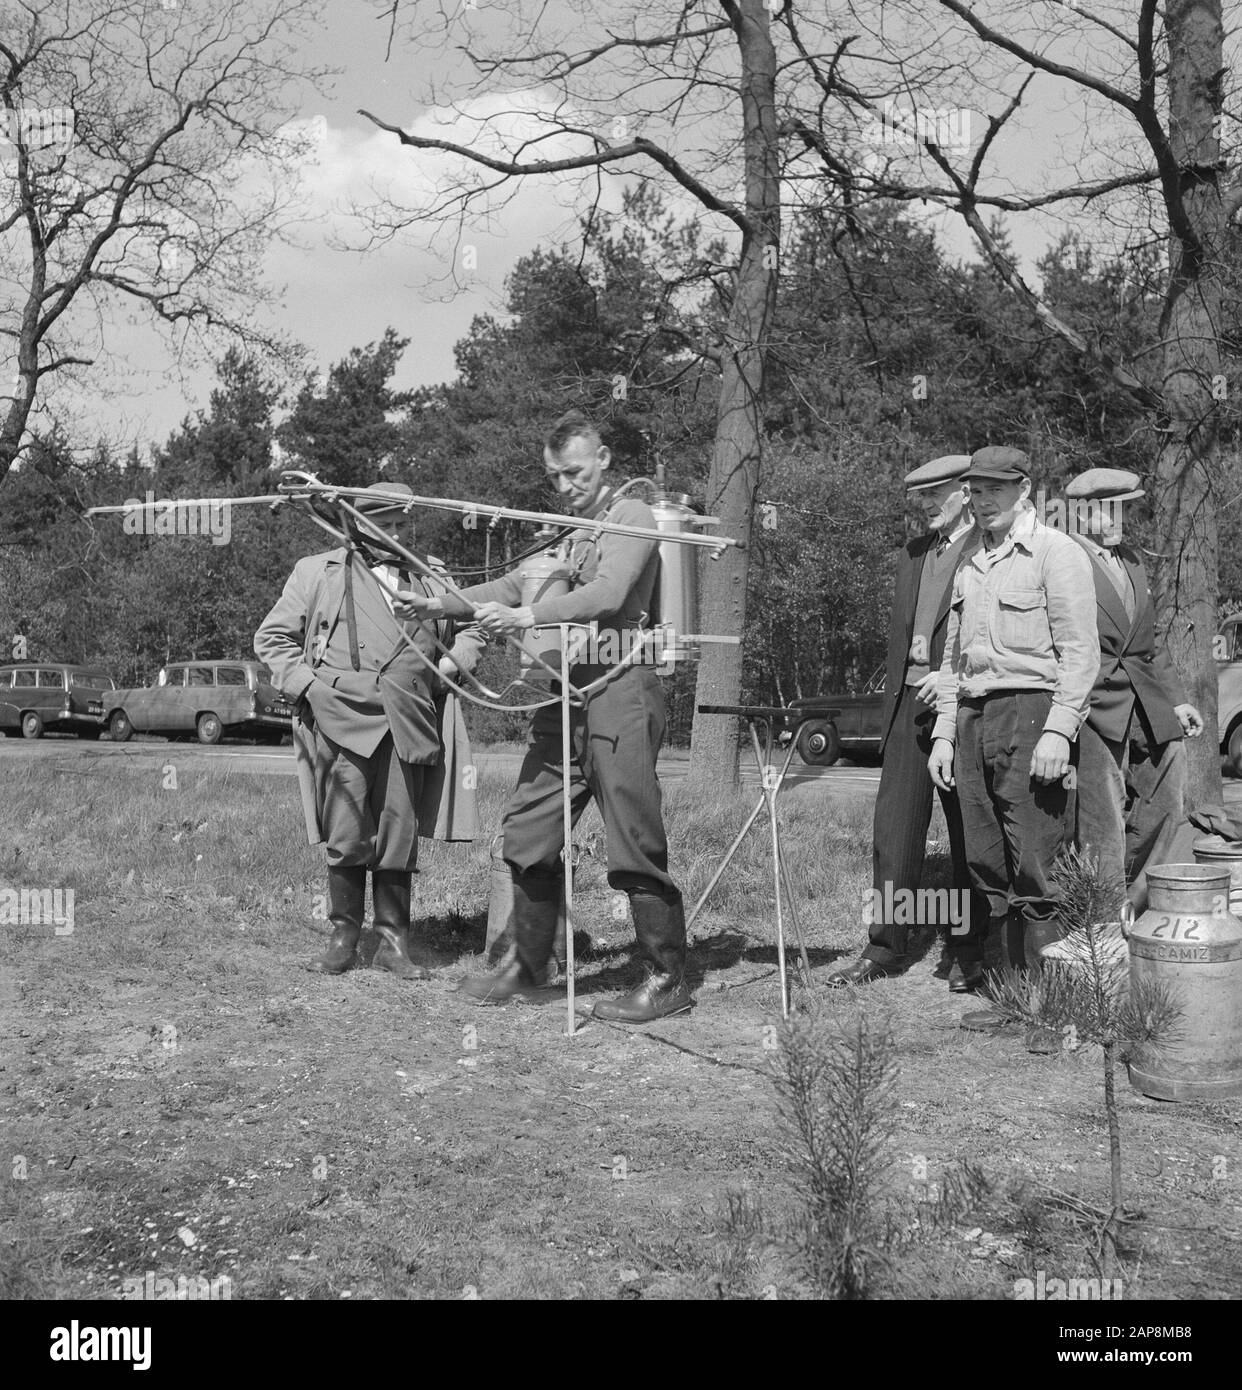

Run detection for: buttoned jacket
[[255, 547, 485, 763], [1072, 536, 1186, 746]]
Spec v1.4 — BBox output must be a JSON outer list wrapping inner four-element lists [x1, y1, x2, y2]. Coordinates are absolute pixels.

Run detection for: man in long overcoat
[[256, 482, 485, 978]]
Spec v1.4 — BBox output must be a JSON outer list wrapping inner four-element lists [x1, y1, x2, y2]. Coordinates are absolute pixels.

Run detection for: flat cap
[[904, 454, 972, 492], [1064, 467, 1144, 502], [962, 445, 1030, 482], [355, 480, 414, 515]]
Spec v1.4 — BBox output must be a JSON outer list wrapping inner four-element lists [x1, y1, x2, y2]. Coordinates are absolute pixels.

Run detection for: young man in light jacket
[[928, 447, 1099, 1043]]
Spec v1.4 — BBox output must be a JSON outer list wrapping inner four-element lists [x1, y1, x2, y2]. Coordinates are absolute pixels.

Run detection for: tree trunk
[[686, 0, 781, 795], [1154, 0, 1225, 808]]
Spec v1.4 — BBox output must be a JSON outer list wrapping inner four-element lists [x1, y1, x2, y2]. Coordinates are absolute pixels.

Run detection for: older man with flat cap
[[827, 453, 989, 990], [1066, 468, 1202, 888], [256, 482, 485, 979], [929, 447, 1099, 1044]]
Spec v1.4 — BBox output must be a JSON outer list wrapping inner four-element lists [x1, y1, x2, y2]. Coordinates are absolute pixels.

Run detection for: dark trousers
[[1074, 722, 1127, 892], [313, 729, 424, 870], [502, 667, 677, 899], [956, 691, 1076, 967], [1126, 735, 1187, 881], [867, 688, 988, 965]]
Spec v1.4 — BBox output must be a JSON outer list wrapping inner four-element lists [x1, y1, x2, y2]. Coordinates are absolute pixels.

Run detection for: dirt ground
[[1, 758, 1240, 1300]]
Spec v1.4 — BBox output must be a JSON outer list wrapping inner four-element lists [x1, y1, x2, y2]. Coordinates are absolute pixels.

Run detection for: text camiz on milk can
[[1127, 863, 1242, 1102]]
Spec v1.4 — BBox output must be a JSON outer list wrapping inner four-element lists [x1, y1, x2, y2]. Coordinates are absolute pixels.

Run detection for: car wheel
[[197, 712, 224, 745], [1227, 721, 1242, 778], [21, 711, 44, 740], [795, 718, 841, 766], [109, 710, 134, 743]]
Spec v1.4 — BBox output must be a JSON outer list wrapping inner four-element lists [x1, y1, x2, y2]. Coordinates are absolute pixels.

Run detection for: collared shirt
[[1089, 542, 1135, 620], [371, 563, 401, 613], [905, 516, 976, 685], [933, 506, 1099, 742], [937, 513, 976, 555]]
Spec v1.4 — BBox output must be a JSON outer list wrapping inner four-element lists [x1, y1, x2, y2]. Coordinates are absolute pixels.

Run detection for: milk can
[[516, 550, 572, 683], [1192, 835, 1242, 915], [1127, 863, 1242, 1101]]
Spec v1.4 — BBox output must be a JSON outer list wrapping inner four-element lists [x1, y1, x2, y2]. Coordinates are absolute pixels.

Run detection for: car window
[[216, 667, 247, 686], [1218, 625, 1239, 662], [38, 669, 66, 688], [185, 667, 215, 687], [14, 669, 37, 687], [70, 670, 114, 689], [254, 662, 273, 683], [157, 668, 180, 687]]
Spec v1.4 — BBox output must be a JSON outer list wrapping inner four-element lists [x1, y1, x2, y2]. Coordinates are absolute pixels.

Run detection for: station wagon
[[104, 660, 293, 744], [0, 663, 115, 739]]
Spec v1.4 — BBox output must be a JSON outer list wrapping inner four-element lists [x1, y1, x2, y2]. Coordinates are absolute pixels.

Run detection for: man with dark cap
[[928, 447, 1099, 1042], [1065, 468, 1202, 887], [397, 411, 693, 1024], [826, 454, 988, 991], [256, 482, 486, 979]]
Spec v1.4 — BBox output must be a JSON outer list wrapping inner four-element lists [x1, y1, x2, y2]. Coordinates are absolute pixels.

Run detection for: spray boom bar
[[85, 470, 740, 556]]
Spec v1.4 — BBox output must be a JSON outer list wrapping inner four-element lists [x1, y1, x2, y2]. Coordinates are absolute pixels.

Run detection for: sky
[[16, 0, 1143, 464]]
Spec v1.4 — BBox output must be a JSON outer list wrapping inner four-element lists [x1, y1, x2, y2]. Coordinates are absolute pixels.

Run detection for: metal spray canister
[[516, 547, 572, 684]]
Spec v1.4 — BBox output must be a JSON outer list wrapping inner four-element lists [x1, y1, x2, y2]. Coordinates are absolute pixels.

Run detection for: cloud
[[45, 90, 637, 453]]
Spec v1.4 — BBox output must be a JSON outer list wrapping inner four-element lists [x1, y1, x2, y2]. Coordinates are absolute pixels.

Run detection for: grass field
[[1, 755, 1240, 1300]]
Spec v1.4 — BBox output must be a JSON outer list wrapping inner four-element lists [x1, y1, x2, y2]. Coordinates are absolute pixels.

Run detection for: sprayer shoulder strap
[[567, 497, 629, 580]]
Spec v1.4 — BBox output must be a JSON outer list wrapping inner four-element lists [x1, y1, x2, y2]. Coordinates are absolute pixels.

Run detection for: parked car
[[0, 663, 115, 739], [1215, 613, 1242, 775], [104, 660, 294, 745], [786, 665, 887, 765]]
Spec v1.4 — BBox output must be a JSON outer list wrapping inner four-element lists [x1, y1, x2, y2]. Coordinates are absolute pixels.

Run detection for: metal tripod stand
[[691, 705, 823, 1017]]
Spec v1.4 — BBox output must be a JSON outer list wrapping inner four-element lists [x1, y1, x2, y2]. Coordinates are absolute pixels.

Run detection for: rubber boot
[[307, 866, 366, 974], [459, 869, 560, 1005], [593, 890, 694, 1023], [371, 869, 430, 981]]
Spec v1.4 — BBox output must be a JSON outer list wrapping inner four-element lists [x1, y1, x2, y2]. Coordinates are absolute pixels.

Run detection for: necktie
[[1098, 549, 1134, 619]]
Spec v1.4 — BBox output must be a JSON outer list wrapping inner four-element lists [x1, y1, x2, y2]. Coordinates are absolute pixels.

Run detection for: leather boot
[[371, 869, 430, 981], [307, 866, 366, 974], [459, 868, 560, 1004], [593, 890, 694, 1023]]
